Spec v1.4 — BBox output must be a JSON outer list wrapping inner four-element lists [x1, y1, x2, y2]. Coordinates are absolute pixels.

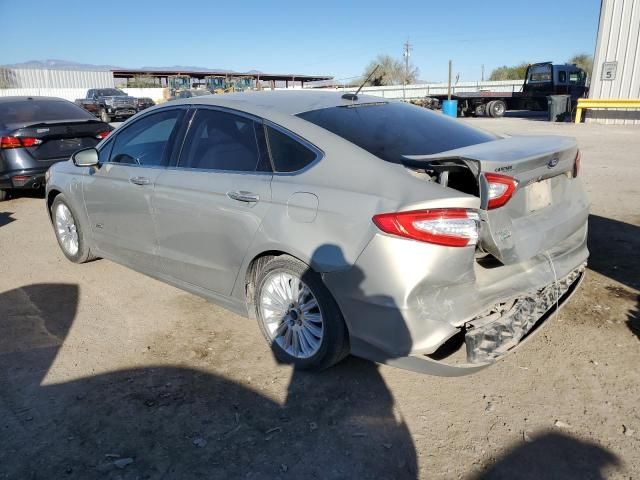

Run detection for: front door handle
[[129, 176, 150, 186], [227, 190, 260, 203]]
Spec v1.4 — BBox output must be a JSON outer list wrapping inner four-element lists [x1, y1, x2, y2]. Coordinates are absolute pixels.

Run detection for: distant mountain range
[[2, 59, 265, 74]]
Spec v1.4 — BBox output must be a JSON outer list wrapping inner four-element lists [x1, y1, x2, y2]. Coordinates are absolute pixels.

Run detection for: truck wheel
[[485, 101, 496, 117], [100, 109, 111, 123], [489, 100, 506, 118]]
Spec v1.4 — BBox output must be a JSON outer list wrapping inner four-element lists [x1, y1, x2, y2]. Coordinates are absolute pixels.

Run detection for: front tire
[[254, 256, 349, 371], [100, 109, 111, 123], [51, 195, 96, 264]]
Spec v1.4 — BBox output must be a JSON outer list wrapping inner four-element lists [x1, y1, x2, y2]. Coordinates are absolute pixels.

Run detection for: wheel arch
[[242, 250, 310, 317], [46, 188, 63, 220]]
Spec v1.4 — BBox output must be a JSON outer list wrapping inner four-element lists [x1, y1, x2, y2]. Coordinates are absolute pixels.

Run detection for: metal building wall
[[0, 68, 114, 89], [588, 0, 640, 124]]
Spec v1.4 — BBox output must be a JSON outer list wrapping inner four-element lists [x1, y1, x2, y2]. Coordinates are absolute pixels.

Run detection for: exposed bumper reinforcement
[[464, 263, 586, 364]]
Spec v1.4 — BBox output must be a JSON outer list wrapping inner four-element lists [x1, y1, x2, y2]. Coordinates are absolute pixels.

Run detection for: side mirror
[[72, 147, 99, 167]]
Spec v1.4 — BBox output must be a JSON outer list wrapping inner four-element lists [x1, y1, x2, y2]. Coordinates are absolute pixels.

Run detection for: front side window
[[109, 109, 181, 166], [266, 126, 318, 172], [179, 109, 266, 172]]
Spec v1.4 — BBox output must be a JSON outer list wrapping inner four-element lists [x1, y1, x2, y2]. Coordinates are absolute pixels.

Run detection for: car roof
[[0, 96, 72, 103], [168, 90, 389, 115]]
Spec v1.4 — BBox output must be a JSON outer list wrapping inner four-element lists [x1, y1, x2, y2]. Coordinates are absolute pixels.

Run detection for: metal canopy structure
[[111, 69, 333, 88]]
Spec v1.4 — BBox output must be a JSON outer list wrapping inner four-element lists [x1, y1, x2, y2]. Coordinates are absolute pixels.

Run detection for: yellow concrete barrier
[[575, 98, 640, 123]]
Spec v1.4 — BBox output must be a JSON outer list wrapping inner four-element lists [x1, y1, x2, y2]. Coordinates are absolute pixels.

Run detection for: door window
[[109, 109, 181, 166], [558, 71, 567, 83], [179, 109, 267, 172], [266, 125, 318, 172]]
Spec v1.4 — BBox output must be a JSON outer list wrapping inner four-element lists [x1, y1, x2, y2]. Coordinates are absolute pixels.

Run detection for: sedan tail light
[[1, 136, 42, 149], [372, 208, 480, 247], [96, 130, 111, 139], [484, 173, 518, 210]]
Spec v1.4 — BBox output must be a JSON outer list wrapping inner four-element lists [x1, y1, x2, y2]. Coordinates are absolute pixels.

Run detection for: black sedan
[[0, 96, 112, 201], [136, 97, 155, 111]]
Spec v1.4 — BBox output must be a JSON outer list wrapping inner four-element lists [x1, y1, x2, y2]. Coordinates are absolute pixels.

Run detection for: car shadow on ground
[[472, 431, 619, 480], [588, 214, 640, 339], [0, 283, 418, 479], [0, 211, 16, 227]]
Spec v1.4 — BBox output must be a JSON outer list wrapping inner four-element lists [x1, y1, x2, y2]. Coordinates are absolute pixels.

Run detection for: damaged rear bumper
[[464, 263, 585, 364], [360, 265, 586, 376]]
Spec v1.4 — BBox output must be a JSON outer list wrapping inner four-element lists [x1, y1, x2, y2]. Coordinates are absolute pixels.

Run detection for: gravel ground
[[0, 113, 638, 479]]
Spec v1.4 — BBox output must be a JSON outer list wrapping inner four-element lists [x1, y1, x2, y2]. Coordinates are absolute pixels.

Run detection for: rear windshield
[[297, 102, 495, 163], [98, 89, 127, 96], [0, 99, 94, 127]]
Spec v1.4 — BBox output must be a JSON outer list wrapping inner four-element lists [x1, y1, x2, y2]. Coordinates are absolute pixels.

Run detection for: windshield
[[98, 89, 127, 96], [0, 99, 95, 127], [527, 65, 552, 83], [297, 102, 496, 162]]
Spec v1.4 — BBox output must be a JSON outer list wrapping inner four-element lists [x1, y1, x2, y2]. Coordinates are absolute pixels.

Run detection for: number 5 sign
[[601, 62, 617, 81]]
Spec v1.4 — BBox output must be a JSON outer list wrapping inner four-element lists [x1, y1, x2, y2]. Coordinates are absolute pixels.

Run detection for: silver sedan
[[45, 91, 589, 374]]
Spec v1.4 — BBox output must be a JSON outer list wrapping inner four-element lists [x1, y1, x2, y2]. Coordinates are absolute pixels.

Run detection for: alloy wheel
[[55, 203, 79, 256], [259, 271, 324, 359]]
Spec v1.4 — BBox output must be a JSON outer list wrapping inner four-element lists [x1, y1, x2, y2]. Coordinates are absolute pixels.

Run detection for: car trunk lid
[[403, 135, 588, 264], [7, 119, 109, 161]]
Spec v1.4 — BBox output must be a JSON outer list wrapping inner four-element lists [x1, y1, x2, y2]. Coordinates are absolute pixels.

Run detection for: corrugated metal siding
[[0, 68, 114, 89], [588, 0, 640, 124]]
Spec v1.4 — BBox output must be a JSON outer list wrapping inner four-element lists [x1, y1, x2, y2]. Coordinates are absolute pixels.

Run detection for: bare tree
[[568, 53, 594, 77], [362, 54, 419, 86], [0, 68, 17, 88]]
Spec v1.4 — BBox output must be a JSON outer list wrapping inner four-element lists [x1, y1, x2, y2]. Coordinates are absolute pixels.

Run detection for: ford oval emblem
[[548, 154, 560, 168]]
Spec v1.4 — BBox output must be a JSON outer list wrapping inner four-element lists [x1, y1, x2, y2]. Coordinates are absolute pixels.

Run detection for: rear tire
[[489, 99, 506, 118], [485, 101, 496, 117], [100, 109, 111, 123], [51, 195, 96, 264], [254, 255, 349, 371], [0, 189, 8, 201]]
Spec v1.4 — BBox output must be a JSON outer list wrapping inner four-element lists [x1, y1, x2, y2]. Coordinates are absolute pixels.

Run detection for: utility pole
[[448, 60, 452, 101], [403, 39, 412, 101], [481, 64, 484, 82]]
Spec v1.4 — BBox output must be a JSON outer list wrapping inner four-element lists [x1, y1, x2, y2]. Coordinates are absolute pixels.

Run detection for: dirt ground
[[0, 113, 638, 480]]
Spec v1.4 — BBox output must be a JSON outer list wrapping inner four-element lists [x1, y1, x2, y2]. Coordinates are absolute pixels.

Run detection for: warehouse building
[[588, 0, 640, 124]]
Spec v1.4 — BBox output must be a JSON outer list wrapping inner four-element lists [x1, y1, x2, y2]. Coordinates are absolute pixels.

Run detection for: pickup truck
[[75, 88, 138, 123]]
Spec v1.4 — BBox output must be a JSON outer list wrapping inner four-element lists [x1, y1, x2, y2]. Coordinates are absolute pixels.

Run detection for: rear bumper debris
[[465, 263, 586, 363]]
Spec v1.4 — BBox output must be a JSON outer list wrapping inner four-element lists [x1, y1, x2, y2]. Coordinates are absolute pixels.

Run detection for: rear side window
[[109, 109, 181, 166], [179, 109, 265, 172], [266, 126, 318, 172], [297, 102, 495, 164], [0, 99, 94, 127]]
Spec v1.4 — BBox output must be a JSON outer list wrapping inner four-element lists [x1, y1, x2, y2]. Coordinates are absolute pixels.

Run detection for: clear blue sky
[[0, 0, 601, 82]]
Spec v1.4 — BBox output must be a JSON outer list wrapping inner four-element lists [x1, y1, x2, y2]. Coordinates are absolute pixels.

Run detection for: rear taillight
[[484, 173, 518, 210], [96, 130, 111, 139], [372, 208, 480, 247], [573, 150, 581, 178], [1, 136, 42, 149]]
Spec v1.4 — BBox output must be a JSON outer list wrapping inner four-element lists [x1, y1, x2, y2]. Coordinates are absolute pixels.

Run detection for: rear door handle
[[129, 176, 150, 186], [227, 190, 260, 203]]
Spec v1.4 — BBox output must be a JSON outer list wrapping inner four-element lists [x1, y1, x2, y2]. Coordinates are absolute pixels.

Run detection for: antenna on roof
[[342, 65, 379, 101]]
